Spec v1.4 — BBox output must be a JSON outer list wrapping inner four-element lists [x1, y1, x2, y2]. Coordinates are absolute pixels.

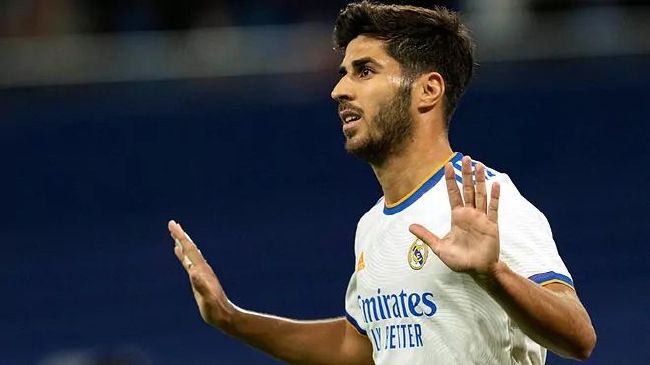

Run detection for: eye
[[359, 66, 374, 78]]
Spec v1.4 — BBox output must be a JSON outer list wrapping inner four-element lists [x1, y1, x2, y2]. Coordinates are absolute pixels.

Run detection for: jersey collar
[[383, 152, 463, 215]]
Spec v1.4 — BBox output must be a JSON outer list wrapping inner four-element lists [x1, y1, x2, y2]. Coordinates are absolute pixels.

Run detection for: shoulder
[[462, 157, 545, 220], [352, 196, 384, 251], [453, 157, 503, 183], [360, 195, 384, 218], [468, 159, 554, 241], [357, 196, 384, 230], [448, 157, 519, 199]]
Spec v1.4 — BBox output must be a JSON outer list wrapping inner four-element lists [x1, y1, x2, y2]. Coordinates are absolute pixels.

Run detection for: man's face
[[332, 35, 414, 164]]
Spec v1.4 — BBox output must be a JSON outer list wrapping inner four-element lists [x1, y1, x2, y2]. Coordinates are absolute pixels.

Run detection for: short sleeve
[[344, 211, 375, 336], [496, 175, 574, 289], [345, 270, 367, 336]]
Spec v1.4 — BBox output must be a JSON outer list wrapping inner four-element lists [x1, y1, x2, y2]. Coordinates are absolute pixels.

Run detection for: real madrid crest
[[408, 238, 429, 270]]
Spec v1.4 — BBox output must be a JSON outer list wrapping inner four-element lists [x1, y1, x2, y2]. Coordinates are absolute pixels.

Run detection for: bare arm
[[225, 311, 373, 365], [477, 266, 595, 360], [169, 220, 373, 365], [409, 157, 596, 360]]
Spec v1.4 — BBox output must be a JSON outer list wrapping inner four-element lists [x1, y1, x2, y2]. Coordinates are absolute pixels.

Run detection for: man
[[169, 2, 596, 364]]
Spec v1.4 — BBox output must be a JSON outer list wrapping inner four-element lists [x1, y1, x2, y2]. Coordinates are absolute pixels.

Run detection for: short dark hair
[[333, 1, 475, 124]]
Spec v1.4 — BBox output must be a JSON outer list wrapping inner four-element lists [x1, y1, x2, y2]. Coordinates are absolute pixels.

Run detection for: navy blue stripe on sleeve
[[345, 311, 367, 336], [528, 271, 574, 288]]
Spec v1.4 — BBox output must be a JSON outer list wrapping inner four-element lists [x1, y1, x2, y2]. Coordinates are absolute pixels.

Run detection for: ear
[[415, 72, 445, 112]]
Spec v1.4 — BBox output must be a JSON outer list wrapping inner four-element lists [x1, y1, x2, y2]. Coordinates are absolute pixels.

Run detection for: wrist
[[207, 297, 238, 333], [473, 261, 508, 290]]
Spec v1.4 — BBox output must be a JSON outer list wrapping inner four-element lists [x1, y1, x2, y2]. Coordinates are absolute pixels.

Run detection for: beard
[[344, 85, 414, 165]]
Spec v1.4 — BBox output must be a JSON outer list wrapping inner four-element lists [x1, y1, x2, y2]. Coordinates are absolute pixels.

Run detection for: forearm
[[169, 221, 371, 364], [476, 262, 596, 360], [218, 303, 362, 365]]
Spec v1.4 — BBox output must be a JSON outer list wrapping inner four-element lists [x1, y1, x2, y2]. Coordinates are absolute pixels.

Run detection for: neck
[[371, 133, 453, 206]]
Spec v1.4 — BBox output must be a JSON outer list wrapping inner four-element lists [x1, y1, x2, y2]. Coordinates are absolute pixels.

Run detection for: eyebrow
[[338, 57, 382, 76]]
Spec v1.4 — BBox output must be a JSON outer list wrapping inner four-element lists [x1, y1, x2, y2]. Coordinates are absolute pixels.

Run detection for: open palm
[[169, 220, 234, 328], [409, 156, 501, 277]]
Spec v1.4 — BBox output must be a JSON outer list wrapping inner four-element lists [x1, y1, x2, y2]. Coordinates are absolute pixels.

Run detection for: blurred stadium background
[[2, 0, 649, 364]]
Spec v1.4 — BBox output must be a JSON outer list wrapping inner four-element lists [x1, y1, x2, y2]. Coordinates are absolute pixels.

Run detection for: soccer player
[[169, 2, 596, 364]]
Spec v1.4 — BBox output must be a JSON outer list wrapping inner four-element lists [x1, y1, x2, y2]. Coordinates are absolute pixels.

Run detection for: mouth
[[339, 109, 362, 125]]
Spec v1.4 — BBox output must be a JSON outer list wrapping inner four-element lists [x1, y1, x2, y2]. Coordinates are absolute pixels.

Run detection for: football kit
[[345, 152, 573, 365]]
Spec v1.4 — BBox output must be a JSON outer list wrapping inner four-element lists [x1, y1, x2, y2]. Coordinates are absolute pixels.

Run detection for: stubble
[[345, 85, 413, 165]]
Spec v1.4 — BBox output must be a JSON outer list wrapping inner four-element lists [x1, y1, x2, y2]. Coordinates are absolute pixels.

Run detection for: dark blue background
[[2, 56, 648, 364]]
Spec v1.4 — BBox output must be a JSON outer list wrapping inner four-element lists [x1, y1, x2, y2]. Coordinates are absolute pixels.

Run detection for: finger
[[182, 255, 194, 271], [444, 163, 463, 208], [475, 162, 487, 214], [168, 220, 205, 266], [173, 234, 195, 273], [174, 243, 184, 263], [462, 156, 475, 208], [487, 182, 501, 223], [409, 224, 442, 256]]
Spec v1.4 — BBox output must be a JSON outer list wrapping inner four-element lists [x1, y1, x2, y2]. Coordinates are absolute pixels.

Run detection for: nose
[[331, 76, 353, 102]]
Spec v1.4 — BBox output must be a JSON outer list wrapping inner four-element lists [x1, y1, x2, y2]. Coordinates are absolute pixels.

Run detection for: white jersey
[[345, 152, 573, 365]]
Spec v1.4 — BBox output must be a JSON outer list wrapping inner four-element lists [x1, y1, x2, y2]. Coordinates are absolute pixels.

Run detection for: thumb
[[409, 224, 442, 256]]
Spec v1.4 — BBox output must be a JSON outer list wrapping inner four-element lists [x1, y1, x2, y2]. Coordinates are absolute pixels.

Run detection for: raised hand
[[409, 156, 501, 279], [169, 220, 235, 329]]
